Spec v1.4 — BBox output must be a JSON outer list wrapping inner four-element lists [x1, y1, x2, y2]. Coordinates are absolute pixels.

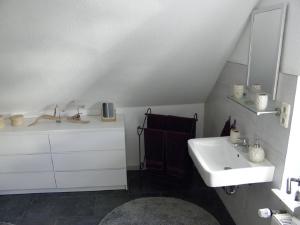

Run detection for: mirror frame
[[247, 3, 287, 100]]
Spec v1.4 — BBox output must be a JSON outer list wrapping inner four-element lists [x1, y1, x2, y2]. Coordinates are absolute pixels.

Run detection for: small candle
[[0, 115, 5, 128], [9, 114, 24, 127], [256, 93, 268, 111], [233, 85, 244, 99]]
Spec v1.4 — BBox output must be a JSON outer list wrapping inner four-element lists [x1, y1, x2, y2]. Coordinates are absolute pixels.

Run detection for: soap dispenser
[[230, 120, 240, 143], [249, 138, 265, 163]]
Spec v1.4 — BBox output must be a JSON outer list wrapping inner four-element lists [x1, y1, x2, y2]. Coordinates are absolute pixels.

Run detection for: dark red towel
[[165, 131, 192, 178], [144, 128, 165, 171], [220, 116, 231, 136], [146, 114, 168, 130], [144, 113, 197, 178], [166, 115, 196, 135]]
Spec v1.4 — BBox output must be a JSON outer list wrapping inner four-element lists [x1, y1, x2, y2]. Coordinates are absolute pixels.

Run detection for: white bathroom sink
[[188, 137, 275, 187]]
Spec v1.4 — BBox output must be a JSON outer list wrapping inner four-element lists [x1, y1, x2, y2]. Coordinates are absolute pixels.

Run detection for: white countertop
[[0, 115, 124, 134]]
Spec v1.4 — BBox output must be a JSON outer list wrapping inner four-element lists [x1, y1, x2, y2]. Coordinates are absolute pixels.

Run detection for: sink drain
[[223, 167, 238, 195]]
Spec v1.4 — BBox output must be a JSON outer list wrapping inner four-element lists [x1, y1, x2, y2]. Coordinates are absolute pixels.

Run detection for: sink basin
[[188, 137, 275, 187]]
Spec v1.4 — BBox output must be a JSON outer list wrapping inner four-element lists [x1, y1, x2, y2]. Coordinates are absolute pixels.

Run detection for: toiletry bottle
[[230, 119, 236, 130], [258, 208, 287, 218], [249, 138, 265, 163], [230, 120, 240, 143]]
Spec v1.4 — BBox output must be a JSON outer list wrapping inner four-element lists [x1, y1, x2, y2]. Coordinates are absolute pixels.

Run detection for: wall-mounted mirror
[[247, 3, 287, 100]]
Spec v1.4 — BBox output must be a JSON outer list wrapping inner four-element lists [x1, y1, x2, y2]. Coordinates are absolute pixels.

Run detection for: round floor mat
[[99, 197, 220, 225]]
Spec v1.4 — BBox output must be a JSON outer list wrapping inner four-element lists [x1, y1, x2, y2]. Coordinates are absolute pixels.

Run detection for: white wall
[[117, 103, 204, 169], [204, 62, 297, 225], [282, 78, 300, 199], [0, 0, 259, 114], [204, 1, 300, 224], [229, 0, 300, 75]]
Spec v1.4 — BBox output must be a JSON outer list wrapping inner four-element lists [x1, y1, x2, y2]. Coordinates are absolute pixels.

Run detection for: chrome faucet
[[233, 138, 249, 148]]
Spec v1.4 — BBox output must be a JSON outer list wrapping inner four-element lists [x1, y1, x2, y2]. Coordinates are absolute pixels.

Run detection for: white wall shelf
[[228, 96, 281, 116]]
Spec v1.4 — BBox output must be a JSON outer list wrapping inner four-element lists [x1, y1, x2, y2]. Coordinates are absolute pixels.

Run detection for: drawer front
[[0, 154, 53, 173], [0, 134, 50, 155], [52, 150, 126, 171], [0, 172, 56, 190], [50, 130, 125, 153], [55, 169, 127, 188]]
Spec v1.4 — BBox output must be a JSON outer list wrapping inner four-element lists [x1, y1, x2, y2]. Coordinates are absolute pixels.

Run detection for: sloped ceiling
[[0, 0, 259, 113]]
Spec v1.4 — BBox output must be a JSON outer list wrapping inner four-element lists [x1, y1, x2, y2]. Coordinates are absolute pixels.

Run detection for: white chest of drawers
[[0, 116, 127, 194]]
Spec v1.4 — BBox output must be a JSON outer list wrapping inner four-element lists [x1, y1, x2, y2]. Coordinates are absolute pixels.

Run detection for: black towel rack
[[137, 108, 152, 170], [137, 108, 198, 171]]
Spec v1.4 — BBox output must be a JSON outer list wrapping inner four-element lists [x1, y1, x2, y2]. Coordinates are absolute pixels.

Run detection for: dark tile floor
[[0, 170, 235, 225]]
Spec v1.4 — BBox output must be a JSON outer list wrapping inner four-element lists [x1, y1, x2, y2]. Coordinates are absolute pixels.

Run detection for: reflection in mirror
[[247, 4, 287, 100]]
